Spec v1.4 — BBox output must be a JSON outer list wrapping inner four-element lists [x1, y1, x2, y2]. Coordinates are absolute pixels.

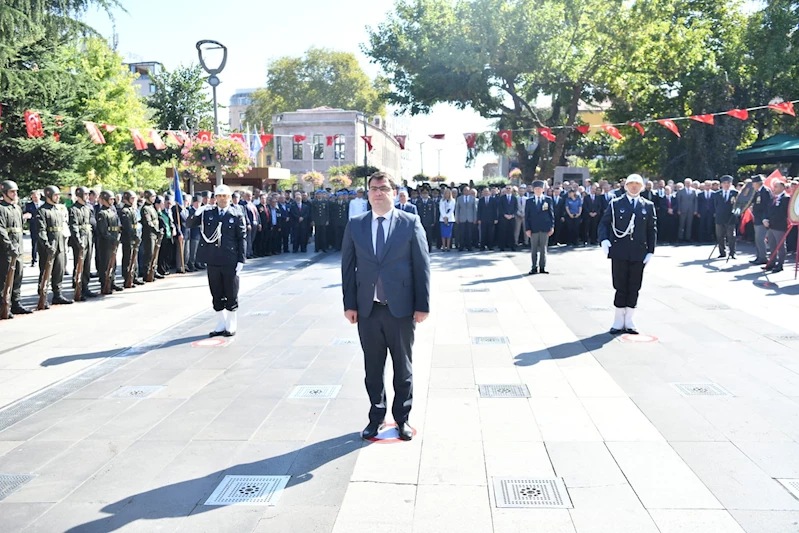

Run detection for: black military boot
[[84, 290, 99, 298], [112, 284, 124, 291], [52, 294, 74, 305], [11, 303, 33, 315], [133, 278, 145, 285]]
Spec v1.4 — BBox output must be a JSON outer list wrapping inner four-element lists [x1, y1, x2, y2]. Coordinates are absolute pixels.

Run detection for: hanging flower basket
[[329, 174, 352, 189], [182, 137, 252, 182], [430, 175, 447, 183], [302, 171, 325, 188], [509, 168, 522, 179]]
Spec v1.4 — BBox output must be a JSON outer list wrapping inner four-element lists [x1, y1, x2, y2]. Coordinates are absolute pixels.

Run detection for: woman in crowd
[[565, 189, 583, 246], [439, 187, 456, 251]]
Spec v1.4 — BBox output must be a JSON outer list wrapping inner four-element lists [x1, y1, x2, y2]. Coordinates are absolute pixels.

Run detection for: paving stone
[[567, 484, 660, 533], [581, 397, 665, 442], [649, 510, 747, 533], [418, 438, 486, 485], [727, 510, 799, 533], [547, 442, 627, 489], [413, 485, 493, 533], [332, 482, 415, 533]]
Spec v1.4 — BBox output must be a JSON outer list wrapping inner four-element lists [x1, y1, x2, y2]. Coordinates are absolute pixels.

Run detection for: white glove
[[195, 205, 208, 216], [601, 239, 611, 257], [643, 253, 653, 265], [235, 262, 244, 273]]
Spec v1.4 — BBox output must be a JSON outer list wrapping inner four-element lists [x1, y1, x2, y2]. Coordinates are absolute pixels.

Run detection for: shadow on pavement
[[514, 333, 616, 367], [63, 433, 365, 533], [40, 335, 208, 367]]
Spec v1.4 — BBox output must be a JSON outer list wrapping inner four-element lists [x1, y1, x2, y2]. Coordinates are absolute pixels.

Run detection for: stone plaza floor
[[1, 239, 799, 532]]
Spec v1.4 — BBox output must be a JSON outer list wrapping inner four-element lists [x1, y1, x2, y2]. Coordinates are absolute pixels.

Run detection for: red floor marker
[[192, 338, 228, 347], [366, 422, 418, 443], [620, 334, 658, 343]]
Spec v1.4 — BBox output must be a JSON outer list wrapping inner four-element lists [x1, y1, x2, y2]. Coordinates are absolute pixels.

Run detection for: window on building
[[239, 112, 246, 124], [276, 138, 283, 161], [266, 154, 273, 166], [334, 135, 346, 160], [292, 138, 303, 160], [149, 84, 156, 94], [313, 134, 324, 160]]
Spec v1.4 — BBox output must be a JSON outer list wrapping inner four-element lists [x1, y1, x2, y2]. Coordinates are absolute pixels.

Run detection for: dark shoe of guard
[[84, 290, 99, 298], [90, 272, 98, 278], [772, 266, 784, 273], [11, 303, 32, 315], [539, 269, 550, 274], [223, 330, 236, 337], [154, 273, 164, 279], [209, 329, 226, 338], [527, 267, 537, 276], [718, 253, 726, 258], [609, 327, 624, 335], [112, 285, 124, 292], [625, 327, 639, 335], [397, 422, 413, 441], [134, 278, 145, 285], [730, 253, 736, 259], [52, 295, 73, 305], [362, 420, 386, 440]]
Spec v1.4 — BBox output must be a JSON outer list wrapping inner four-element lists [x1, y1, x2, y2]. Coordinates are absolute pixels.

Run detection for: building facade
[[272, 107, 402, 188], [125, 61, 163, 98], [229, 89, 258, 131]]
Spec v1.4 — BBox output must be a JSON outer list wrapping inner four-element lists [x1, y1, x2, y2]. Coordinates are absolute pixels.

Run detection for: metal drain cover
[[479, 384, 530, 398], [472, 336, 509, 345], [205, 475, 290, 506], [671, 382, 731, 396], [332, 338, 358, 346], [0, 474, 36, 501], [768, 335, 799, 342], [777, 479, 799, 500], [467, 308, 496, 313], [247, 310, 274, 317], [288, 385, 341, 399], [108, 386, 164, 399], [461, 288, 489, 293], [493, 477, 572, 508]]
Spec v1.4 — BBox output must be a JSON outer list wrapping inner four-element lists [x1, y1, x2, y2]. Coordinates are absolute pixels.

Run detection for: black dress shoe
[[730, 253, 736, 259], [84, 290, 99, 298], [625, 328, 639, 335], [718, 253, 726, 258], [90, 272, 98, 278], [361, 420, 386, 440], [154, 273, 164, 279], [772, 266, 784, 273], [539, 269, 549, 274], [527, 267, 538, 276], [112, 285, 124, 291], [396, 422, 413, 441], [52, 295, 73, 305], [11, 304, 32, 315], [134, 278, 145, 285], [609, 328, 624, 335], [209, 329, 226, 338], [749, 259, 759, 264], [223, 330, 236, 337]]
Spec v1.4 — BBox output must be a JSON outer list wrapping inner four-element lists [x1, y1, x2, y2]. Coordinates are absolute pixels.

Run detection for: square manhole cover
[[467, 308, 497, 313], [205, 475, 290, 506], [777, 479, 799, 500], [479, 384, 530, 398], [493, 477, 572, 508], [288, 385, 341, 399], [671, 383, 731, 396], [473, 336, 509, 345], [108, 386, 164, 399], [332, 338, 358, 346], [0, 474, 36, 501], [768, 335, 799, 342], [247, 310, 274, 317], [461, 288, 489, 293]]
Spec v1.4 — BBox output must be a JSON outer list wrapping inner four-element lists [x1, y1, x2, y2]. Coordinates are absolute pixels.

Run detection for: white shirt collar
[[626, 194, 640, 204], [372, 206, 395, 222]]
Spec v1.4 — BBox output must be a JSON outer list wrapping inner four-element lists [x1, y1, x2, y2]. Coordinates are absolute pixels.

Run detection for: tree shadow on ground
[[513, 333, 617, 367], [63, 433, 365, 533]]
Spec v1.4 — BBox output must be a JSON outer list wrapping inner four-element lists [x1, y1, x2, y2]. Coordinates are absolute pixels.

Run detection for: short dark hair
[[367, 171, 398, 189]]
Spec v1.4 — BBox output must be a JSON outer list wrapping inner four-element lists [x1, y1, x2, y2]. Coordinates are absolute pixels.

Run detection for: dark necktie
[[376, 217, 386, 303]]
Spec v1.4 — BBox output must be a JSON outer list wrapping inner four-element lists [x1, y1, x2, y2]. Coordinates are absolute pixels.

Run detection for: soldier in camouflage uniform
[[68, 186, 98, 300], [36, 186, 72, 306], [96, 190, 123, 293], [330, 191, 349, 251], [119, 191, 144, 286], [0, 180, 32, 317], [311, 190, 329, 252], [140, 189, 164, 281]]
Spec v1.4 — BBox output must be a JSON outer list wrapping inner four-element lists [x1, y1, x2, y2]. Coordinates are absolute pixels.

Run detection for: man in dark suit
[[416, 188, 437, 252], [657, 185, 679, 243], [750, 175, 773, 265], [524, 180, 555, 274], [341, 172, 431, 441], [277, 194, 291, 252], [455, 187, 477, 251], [396, 189, 418, 215], [696, 181, 715, 243], [290, 192, 311, 253], [763, 181, 789, 273], [477, 187, 497, 250], [550, 185, 565, 245], [599, 174, 657, 335], [496, 185, 518, 251], [712, 175, 738, 258], [581, 185, 602, 245]]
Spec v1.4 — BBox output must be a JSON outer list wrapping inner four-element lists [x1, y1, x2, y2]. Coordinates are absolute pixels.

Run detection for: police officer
[[330, 192, 349, 251], [68, 187, 97, 301], [750, 175, 773, 265], [187, 184, 246, 337], [96, 190, 123, 293], [312, 190, 329, 252], [713, 175, 738, 259], [599, 174, 657, 335], [0, 180, 32, 317], [119, 191, 144, 287], [36, 185, 72, 307], [140, 189, 163, 281], [524, 180, 555, 275]]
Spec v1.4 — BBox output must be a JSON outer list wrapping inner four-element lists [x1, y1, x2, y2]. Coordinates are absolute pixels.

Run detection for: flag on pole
[[538, 127, 556, 142], [394, 135, 407, 149], [249, 125, 263, 163], [172, 166, 183, 206], [657, 119, 681, 138], [498, 130, 513, 148], [464, 133, 477, 149], [361, 135, 374, 151]]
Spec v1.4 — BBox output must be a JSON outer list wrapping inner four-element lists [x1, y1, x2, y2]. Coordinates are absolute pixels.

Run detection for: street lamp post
[[182, 115, 200, 195], [418, 142, 425, 175], [436, 148, 443, 177], [356, 113, 368, 178], [196, 40, 228, 187], [307, 142, 315, 174]]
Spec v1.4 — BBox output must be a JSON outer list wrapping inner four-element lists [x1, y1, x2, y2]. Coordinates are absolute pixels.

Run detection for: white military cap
[[214, 184, 232, 195], [626, 174, 644, 185]]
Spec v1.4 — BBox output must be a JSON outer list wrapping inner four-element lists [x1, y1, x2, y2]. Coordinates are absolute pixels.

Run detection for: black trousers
[[478, 221, 494, 249], [498, 218, 515, 249], [423, 225, 435, 252], [715, 222, 735, 255], [699, 214, 714, 242], [268, 226, 281, 255], [583, 215, 599, 244], [612, 258, 645, 308], [357, 303, 415, 425], [280, 223, 290, 252], [314, 223, 327, 252], [71, 241, 93, 292], [565, 217, 581, 245], [457, 222, 475, 250], [292, 224, 308, 252], [333, 225, 347, 251], [207, 265, 239, 311]]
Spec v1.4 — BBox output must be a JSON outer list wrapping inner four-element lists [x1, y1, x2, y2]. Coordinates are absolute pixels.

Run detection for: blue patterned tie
[[376, 217, 386, 303]]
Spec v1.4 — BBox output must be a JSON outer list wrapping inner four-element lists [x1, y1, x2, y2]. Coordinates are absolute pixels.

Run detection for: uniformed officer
[[96, 190, 123, 294], [312, 190, 330, 252], [36, 185, 72, 307], [750, 175, 773, 265], [187, 184, 246, 337], [119, 191, 144, 287], [712, 175, 738, 259], [0, 180, 32, 318], [68, 187, 97, 301], [330, 191, 349, 251], [598, 174, 657, 335], [140, 189, 163, 281]]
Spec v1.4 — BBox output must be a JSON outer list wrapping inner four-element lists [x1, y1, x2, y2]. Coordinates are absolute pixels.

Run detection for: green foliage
[[412, 173, 428, 182], [328, 163, 379, 179], [246, 47, 387, 132]]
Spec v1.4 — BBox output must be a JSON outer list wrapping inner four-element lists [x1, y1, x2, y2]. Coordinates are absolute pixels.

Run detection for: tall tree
[[148, 64, 214, 132]]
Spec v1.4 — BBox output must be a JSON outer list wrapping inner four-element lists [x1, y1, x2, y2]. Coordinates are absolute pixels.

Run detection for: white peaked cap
[[626, 174, 644, 185], [214, 184, 232, 195]]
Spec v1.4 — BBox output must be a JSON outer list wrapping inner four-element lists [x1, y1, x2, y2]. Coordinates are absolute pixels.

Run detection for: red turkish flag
[[24, 110, 44, 138], [230, 133, 245, 143], [197, 130, 212, 142], [53, 132, 60, 142], [726, 109, 749, 120], [260, 134, 273, 145], [463, 133, 477, 149], [361, 135, 373, 151], [326, 135, 335, 147], [394, 135, 406, 150], [601, 124, 623, 140], [538, 127, 556, 142], [293, 134, 307, 143], [84, 121, 106, 144], [689, 114, 715, 125], [149, 130, 166, 150], [102, 124, 117, 132], [627, 122, 645, 136], [764, 169, 787, 190], [130, 128, 148, 150], [428, 134, 445, 140], [498, 130, 513, 148], [165, 131, 183, 146], [768, 101, 796, 116], [575, 125, 590, 135], [657, 119, 681, 137]]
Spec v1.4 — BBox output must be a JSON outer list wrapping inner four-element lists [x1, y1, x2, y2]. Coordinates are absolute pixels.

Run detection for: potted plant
[[329, 174, 352, 189], [430, 175, 447, 183], [182, 136, 252, 182], [302, 171, 324, 188]]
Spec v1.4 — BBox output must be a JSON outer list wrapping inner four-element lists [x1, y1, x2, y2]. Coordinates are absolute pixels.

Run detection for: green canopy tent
[[737, 134, 799, 174]]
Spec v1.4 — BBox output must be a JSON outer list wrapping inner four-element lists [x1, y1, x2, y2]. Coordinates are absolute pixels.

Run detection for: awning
[[737, 134, 799, 165]]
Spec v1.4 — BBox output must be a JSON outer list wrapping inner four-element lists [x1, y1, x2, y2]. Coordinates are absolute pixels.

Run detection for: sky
[[82, 0, 497, 180]]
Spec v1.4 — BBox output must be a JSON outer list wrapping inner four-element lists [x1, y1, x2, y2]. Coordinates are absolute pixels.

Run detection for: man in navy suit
[[289, 192, 311, 253], [599, 174, 657, 335], [581, 185, 602, 245], [712, 175, 738, 259], [524, 180, 555, 275], [341, 172, 431, 441], [497, 185, 519, 251], [696, 181, 715, 243], [477, 187, 498, 250], [396, 189, 418, 215]]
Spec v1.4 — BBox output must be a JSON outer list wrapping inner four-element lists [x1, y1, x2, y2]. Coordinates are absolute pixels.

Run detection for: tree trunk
[[540, 84, 583, 182]]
